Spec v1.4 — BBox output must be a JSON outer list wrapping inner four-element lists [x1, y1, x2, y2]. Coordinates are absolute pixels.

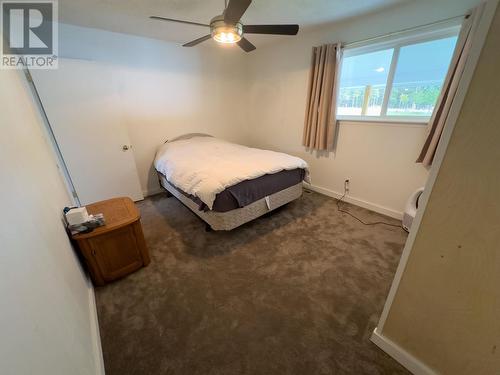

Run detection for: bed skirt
[[158, 174, 303, 231]]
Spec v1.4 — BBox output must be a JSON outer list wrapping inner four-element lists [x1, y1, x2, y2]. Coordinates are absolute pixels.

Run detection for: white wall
[[243, 0, 482, 217], [57, 24, 247, 196], [0, 69, 103, 373]]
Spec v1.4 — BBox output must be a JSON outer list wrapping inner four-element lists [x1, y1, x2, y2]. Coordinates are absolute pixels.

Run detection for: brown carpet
[[95, 190, 410, 375]]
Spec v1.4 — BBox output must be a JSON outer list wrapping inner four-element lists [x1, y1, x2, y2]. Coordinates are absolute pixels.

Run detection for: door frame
[[24, 67, 81, 206]]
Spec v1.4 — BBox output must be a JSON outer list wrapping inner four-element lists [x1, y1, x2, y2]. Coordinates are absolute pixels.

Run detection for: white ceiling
[[59, 0, 409, 47]]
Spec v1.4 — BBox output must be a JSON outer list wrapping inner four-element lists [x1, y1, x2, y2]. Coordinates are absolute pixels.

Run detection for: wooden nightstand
[[72, 197, 150, 286]]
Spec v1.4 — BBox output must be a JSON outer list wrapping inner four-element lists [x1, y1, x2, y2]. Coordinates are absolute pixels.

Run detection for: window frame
[[337, 24, 461, 124]]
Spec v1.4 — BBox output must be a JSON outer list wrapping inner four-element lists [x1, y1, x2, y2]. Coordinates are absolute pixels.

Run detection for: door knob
[[122, 145, 130, 151]]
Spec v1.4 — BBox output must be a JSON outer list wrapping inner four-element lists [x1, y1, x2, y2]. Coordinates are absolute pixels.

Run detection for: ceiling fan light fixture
[[214, 30, 241, 44], [151, 0, 300, 52], [210, 16, 242, 44]]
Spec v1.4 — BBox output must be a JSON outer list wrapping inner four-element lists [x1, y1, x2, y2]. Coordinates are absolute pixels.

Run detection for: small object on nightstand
[[71, 197, 150, 286], [66, 209, 106, 235], [65, 207, 90, 225]]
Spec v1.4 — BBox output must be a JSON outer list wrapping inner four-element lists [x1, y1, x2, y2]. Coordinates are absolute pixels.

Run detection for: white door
[[30, 58, 143, 205]]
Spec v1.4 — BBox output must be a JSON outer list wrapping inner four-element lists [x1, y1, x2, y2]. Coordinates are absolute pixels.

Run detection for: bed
[[154, 134, 309, 231]]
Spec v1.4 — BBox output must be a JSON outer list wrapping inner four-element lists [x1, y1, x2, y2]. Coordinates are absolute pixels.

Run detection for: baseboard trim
[[303, 182, 403, 220], [371, 328, 435, 375], [88, 284, 105, 375], [143, 186, 164, 197]]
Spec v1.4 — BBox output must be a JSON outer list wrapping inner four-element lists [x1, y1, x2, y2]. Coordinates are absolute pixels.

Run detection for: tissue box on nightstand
[[65, 207, 89, 226]]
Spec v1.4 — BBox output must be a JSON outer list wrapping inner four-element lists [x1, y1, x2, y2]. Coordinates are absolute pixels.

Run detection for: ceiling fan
[[150, 0, 299, 52]]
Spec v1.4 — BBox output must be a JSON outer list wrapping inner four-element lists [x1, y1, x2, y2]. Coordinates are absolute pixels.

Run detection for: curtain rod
[[343, 14, 468, 48]]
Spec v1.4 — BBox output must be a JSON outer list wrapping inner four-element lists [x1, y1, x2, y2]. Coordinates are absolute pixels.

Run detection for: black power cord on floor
[[336, 186, 403, 229]]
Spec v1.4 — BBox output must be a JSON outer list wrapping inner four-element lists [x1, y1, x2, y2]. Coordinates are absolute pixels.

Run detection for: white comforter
[[154, 136, 309, 209]]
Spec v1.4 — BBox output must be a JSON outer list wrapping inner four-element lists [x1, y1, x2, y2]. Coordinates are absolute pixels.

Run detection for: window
[[337, 27, 459, 122]]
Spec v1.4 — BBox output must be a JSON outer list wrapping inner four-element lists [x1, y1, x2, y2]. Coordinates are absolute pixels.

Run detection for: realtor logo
[[1, 0, 58, 69]]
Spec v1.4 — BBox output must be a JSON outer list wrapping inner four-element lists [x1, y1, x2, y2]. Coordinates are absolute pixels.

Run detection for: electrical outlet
[[344, 179, 350, 193]]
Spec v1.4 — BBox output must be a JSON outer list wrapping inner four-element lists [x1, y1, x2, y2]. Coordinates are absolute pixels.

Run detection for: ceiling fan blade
[[183, 35, 212, 47], [237, 37, 256, 52], [149, 16, 209, 28], [243, 24, 299, 35], [224, 0, 252, 24]]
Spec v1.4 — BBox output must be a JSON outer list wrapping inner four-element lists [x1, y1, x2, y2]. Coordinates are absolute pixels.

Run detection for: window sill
[[337, 116, 429, 126]]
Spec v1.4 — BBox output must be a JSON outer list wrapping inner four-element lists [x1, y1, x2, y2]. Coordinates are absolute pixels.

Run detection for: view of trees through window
[[337, 33, 458, 119], [387, 82, 442, 116]]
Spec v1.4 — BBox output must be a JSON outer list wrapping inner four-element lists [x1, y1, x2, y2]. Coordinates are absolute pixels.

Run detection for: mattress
[[154, 134, 308, 230], [165, 168, 305, 212], [154, 135, 309, 210]]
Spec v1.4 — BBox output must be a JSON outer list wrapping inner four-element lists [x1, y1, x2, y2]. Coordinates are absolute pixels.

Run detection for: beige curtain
[[417, 5, 484, 166], [302, 43, 342, 150]]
